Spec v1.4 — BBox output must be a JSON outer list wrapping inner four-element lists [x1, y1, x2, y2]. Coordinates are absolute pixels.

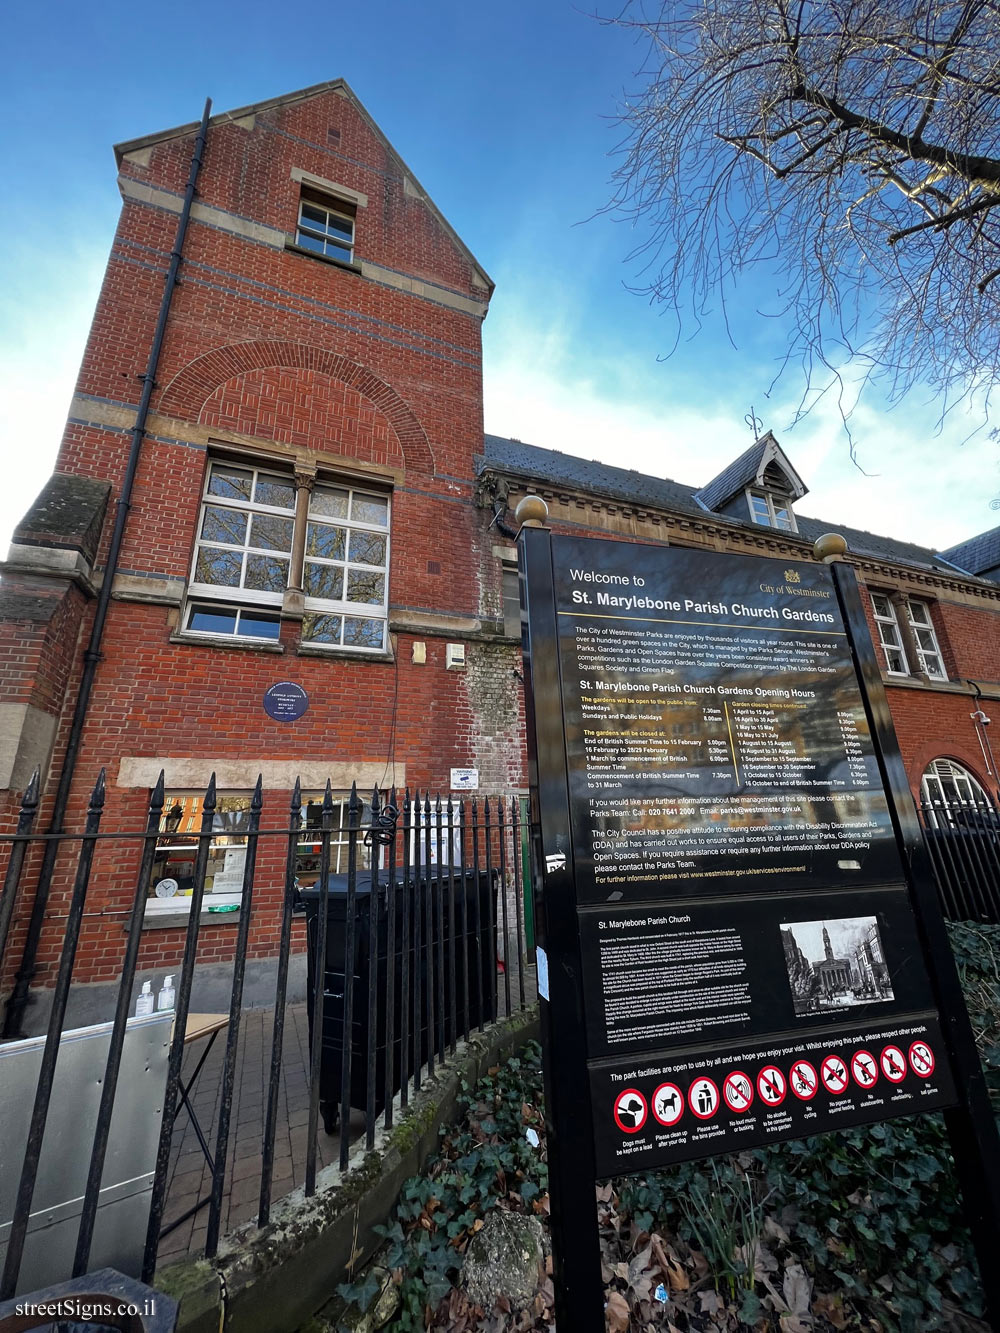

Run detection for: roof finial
[[744, 406, 763, 439]]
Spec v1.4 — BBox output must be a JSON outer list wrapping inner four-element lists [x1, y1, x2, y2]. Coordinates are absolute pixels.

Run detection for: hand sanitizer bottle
[[135, 980, 154, 1016], [157, 975, 176, 1012]]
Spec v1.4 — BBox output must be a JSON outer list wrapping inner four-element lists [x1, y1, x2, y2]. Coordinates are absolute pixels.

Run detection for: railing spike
[[251, 775, 263, 812], [90, 768, 107, 809], [204, 772, 218, 810]]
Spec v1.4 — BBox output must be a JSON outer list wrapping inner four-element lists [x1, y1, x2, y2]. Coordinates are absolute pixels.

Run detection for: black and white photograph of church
[[781, 916, 894, 1016]]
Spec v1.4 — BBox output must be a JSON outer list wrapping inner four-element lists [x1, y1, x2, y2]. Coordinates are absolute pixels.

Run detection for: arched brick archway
[[159, 340, 434, 472]]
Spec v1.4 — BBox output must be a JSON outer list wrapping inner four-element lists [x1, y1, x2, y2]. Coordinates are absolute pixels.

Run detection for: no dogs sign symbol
[[613, 1089, 648, 1133]]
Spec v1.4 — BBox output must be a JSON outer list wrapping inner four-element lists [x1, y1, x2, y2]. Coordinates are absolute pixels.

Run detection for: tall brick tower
[[0, 83, 527, 1029]]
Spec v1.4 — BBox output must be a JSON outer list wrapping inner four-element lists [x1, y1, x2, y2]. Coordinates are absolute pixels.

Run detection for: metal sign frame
[[518, 525, 1000, 1332]]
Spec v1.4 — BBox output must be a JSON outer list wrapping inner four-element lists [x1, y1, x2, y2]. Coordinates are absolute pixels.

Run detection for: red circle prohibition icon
[[613, 1088, 647, 1133], [722, 1070, 754, 1113], [789, 1059, 818, 1100], [851, 1049, 879, 1089], [757, 1065, 786, 1106], [820, 1054, 849, 1095], [880, 1045, 907, 1083], [909, 1040, 936, 1078]]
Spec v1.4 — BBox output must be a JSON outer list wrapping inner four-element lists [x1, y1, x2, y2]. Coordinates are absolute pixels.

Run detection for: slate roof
[[478, 433, 981, 579], [941, 525, 1000, 577]]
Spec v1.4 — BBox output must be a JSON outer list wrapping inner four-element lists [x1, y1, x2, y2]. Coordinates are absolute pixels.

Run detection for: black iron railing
[[918, 790, 1000, 924], [0, 773, 533, 1296]]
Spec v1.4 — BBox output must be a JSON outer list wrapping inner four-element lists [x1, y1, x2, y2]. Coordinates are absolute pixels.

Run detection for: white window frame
[[870, 593, 909, 675], [296, 792, 374, 880], [920, 758, 994, 828], [906, 598, 947, 680], [301, 482, 391, 654], [296, 194, 355, 263], [186, 462, 296, 639], [745, 488, 797, 532]]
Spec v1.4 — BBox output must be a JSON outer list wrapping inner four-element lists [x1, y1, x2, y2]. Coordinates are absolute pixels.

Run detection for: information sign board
[[518, 527, 1000, 1331]]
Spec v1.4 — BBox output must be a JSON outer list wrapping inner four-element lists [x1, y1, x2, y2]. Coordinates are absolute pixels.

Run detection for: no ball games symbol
[[880, 1045, 907, 1083], [851, 1049, 879, 1089], [820, 1054, 849, 1095], [909, 1040, 936, 1078], [688, 1077, 720, 1120], [652, 1082, 685, 1127], [722, 1071, 754, 1113], [757, 1065, 786, 1106], [614, 1088, 647, 1133], [789, 1059, 818, 1100]]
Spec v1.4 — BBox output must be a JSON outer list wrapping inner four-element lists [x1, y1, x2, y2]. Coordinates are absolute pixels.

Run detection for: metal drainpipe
[[2, 98, 213, 1038]]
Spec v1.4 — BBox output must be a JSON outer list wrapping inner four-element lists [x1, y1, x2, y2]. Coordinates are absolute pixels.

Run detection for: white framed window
[[147, 791, 252, 915], [296, 190, 355, 262], [295, 792, 374, 882], [184, 460, 391, 653], [186, 462, 294, 639], [870, 593, 908, 674], [906, 599, 947, 680], [920, 758, 995, 829], [746, 489, 796, 532], [301, 483, 390, 653]]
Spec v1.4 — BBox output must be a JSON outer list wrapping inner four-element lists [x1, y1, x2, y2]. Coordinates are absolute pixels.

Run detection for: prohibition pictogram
[[789, 1059, 819, 1100], [820, 1054, 849, 1095], [909, 1040, 936, 1078], [613, 1088, 647, 1133], [880, 1044, 907, 1083], [722, 1070, 754, 1113], [652, 1082, 685, 1127], [757, 1065, 786, 1106], [851, 1049, 879, 1089], [688, 1077, 720, 1120]]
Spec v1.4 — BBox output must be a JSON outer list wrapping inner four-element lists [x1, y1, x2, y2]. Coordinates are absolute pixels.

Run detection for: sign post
[[518, 522, 1000, 1331]]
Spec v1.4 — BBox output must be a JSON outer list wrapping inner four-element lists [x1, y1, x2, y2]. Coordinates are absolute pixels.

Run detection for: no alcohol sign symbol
[[722, 1071, 754, 1113], [820, 1054, 849, 1094], [757, 1065, 786, 1106], [652, 1083, 685, 1127], [909, 1041, 936, 1078], [688, 1077, 720, 1120], [880, 1045, 907, 1083], [852, 1050, 879, 1089], [789, 1060, 818, 1100], [613, 1089, 647, 1133]]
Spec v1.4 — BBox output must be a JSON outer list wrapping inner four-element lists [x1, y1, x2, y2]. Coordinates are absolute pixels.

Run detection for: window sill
[[296, 641, 394, 663], [169, 631, 285, 653], [882, 672, 958, 692], [284, 241, 363, 275], [138, 907, 243, 931]]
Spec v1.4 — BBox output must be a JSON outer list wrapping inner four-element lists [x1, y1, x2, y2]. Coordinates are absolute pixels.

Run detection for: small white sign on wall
[[450, 767, 480, 791]]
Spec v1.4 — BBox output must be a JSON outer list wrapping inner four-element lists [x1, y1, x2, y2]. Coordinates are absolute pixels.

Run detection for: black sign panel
[[525, 533, 955, 1176]]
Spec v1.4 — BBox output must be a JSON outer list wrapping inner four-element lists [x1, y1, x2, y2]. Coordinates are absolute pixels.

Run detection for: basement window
[[296, 187, 355, 263], [147, 791, 252, 915]]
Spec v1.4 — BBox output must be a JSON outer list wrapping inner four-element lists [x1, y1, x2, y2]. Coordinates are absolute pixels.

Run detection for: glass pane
[[344, 616, 385, 649], [310, 486, 349, 520], [351, 493, 389, 526], [300, 203, 328, 227], [245, 554, 289, 592], [877, 623, 902, 649], [908, 600, 930, 626], [346, 569, 385, 604], [214, 795, 252, 833], [207, 467, 253, 501], [254, 476, 295, 510], [250, 513, 294, 553], [348, 530, 387, 566], [306, 521, 346, 560], [188, 606, 237, 635], [302, 612, 343, 644], [749, 495, 770, 524], [304, 562, 344, 600], [238, 611, 281, 640], [914, 627, 935, 651], [201, 505, 248, 546], [871, 594, 891, 618], [296, 229, 325, 253], [195, 548, 242, 587], [326, 212, 354, 242]]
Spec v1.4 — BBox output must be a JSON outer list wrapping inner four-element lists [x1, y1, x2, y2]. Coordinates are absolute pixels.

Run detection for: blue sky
[[2, 0, 997, 555]]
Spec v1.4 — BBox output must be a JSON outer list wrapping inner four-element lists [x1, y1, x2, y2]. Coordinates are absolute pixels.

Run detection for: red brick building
[[3, 80, 999, 1031]]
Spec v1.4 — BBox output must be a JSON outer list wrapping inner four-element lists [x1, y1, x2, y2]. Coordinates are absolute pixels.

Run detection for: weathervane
[[744, 406, 763, 438]]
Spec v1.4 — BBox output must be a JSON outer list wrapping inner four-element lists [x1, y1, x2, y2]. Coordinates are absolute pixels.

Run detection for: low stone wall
[[155, 1006, 540, 1333]]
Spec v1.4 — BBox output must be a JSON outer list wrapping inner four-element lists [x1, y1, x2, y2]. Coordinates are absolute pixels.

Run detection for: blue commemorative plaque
[[263, 681, 309, 722]]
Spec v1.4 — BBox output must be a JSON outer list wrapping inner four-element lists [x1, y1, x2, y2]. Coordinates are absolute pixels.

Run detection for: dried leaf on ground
[[606, 1290, 630, 1332]]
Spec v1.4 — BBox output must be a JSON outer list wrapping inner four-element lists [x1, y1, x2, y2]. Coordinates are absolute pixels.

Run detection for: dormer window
[[747, 489, 797, 532]]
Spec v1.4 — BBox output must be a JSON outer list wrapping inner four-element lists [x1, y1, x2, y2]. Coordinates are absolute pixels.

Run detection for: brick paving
[[156, 959, 536, 1266]]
